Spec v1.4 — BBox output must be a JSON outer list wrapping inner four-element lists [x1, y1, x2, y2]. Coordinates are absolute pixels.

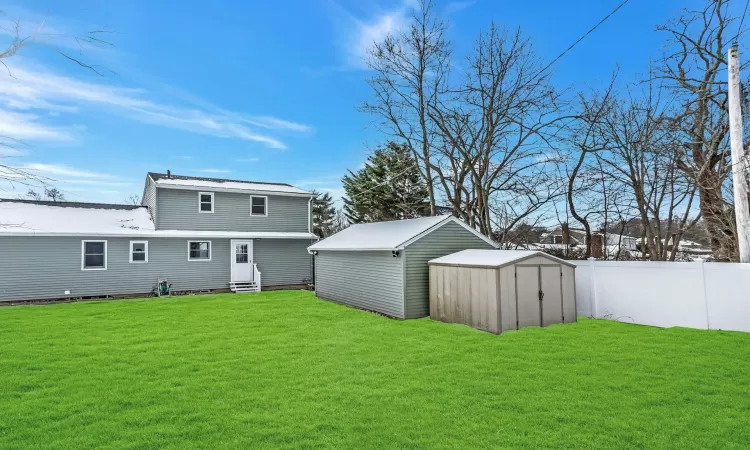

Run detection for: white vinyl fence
[[574, 259, 750, 332]]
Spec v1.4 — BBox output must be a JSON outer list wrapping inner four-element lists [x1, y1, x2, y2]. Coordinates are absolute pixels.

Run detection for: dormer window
[[199, 192, 214, 213], [250, 196, 267, 216]]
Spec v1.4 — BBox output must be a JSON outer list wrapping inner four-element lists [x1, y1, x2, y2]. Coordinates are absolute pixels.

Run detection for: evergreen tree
[[342, 142, 429, 223], [311, 190, 337, 238]]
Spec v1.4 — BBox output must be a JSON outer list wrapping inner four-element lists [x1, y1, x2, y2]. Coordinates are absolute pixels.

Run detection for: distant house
[[534, 226, 638, 258], [0, 172, 317, 303]]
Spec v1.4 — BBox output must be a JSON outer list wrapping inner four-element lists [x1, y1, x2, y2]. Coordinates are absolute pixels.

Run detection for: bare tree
[[565, 78, 619, 258], [362, 0, 450, 216], [595, 82, 699, 261], [125, 195, 141, 206], [656, 0, 740, 260], [428, 24, 570, 238]]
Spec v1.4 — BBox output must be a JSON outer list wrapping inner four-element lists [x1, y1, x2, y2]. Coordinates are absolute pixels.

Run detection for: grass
[[0, 291, 748, 449]]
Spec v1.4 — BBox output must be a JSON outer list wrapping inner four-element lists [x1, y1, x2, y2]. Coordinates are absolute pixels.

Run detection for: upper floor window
[[130, 240, 148, 263], [82, 240, 107, 270], [199, 192, 214, 213], [250, 196, 267, 216]]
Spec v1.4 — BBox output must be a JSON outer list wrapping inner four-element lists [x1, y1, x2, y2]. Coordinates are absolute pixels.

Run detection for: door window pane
[[235, 244, 249, 263]]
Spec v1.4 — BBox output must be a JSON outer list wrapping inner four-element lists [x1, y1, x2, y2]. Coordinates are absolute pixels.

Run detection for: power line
[[532, 0, 631, 80], [734, 0, 750, 43]]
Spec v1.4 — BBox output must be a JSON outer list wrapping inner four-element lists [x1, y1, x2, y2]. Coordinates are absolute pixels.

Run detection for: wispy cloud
[[236, 157, 260, 162], [294, 175, 345, 203], [332, 0, 418, 69], [0, 109, 75, 142], [198, 168, 232, 174], [17, 163, 111, 178], [0, 64, 312, 149], [243, 116, 313, 132]]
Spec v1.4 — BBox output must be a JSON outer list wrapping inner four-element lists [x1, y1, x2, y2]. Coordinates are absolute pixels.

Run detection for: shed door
[[540, 265, 564, 326], [515, 265, 541, 328]]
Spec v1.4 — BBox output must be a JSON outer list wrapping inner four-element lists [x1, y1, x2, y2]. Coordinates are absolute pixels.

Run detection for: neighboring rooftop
[[0, 199, 155, 235], [308, 215, 497, 251], [148, 172, 311, 195]]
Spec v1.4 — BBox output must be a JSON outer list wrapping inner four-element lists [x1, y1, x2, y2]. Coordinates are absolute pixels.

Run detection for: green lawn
[[0, 291, 748, 449]]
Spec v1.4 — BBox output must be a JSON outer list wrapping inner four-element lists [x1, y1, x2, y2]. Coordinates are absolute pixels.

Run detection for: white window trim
[[187, 240, 212, 261], [250, 195, 268, 217], [81, 240, 107, 271], [129, 240, 149, 263], [198, 191, 214, 213]]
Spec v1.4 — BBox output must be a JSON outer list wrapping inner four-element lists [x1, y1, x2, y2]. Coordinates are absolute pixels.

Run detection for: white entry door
[[231, 240, 254, 282]]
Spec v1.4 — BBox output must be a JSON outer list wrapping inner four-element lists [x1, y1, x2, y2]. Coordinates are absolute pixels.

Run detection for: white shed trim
[[308, 215, 497, 252], [399, 216, 498, 250]]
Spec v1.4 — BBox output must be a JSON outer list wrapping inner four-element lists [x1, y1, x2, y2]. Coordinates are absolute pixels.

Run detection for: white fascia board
[[154, 183, 314, 198], [308, 247, 399, 252], [0, 231, 318, 239]]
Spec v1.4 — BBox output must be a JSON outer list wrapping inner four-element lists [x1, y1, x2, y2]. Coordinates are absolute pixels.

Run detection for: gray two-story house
[[0, 172, 317, 303]]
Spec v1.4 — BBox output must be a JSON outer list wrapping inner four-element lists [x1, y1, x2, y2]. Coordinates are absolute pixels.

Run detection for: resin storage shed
[[428, 249, 577, 334]]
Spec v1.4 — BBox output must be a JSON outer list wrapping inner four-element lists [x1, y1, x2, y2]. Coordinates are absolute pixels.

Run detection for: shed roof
[[308, 215, 497, 251], [148, 172, 311, 196], [428, 249, 575, 268]]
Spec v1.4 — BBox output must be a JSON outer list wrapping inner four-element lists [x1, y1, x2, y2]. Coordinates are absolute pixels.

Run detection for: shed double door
[[515, 265, 564, 328]]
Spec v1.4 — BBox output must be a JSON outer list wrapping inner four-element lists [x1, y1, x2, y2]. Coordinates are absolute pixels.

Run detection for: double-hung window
[[199, 192, 214, 213], [130, 241, 148, 263], [250, 196, 267, 216], [82, 240, 107, 270], [188, 241, 211, 261]]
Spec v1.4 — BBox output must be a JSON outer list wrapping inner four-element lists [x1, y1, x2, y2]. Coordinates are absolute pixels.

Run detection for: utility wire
[[532, 0, 631, 80], [734, 0, 750, 44]]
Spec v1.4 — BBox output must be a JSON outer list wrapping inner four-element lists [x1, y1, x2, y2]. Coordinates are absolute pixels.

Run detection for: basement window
[[188, 241, 211, 261], [199, 192, 214, 213], [82, 240, 107, 270]]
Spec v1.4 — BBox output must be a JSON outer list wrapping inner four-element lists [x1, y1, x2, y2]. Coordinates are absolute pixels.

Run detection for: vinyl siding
[[142, 177, 157, 223], [314, 251, 405, 319], [254, 238, 314, 287], [0, 236, 313, 302], [403, 221, 495, 319], [156, 188, 310, 232]]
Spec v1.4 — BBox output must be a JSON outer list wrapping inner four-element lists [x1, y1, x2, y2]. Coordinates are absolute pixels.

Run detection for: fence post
[[588, 257, 598, 318], [697, 259, 710, 330]]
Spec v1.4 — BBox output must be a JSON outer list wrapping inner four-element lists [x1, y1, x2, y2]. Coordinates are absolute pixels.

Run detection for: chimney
[[561, 222, 570, 245], [167, 170, 171, 179], [590, 233, 603, 259]]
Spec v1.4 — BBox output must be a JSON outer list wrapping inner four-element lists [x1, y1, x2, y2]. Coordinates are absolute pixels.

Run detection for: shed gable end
[[403, 221, 495, 319]]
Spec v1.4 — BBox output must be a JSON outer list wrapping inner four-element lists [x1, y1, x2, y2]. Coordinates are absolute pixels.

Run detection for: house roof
[[307, 215, 497, 251], [148, 172, 312, 196], [428, 249, 576, 268], [0, 199, 155, 235], [0, 199, 318, 239]]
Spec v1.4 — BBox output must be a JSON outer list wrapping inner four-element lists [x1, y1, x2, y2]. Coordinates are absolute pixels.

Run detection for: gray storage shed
[[308, 216, 498, 319], [428, 249, 576, 334]]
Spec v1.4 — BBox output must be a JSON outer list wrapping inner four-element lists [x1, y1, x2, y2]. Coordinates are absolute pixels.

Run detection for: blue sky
[[0, 0, 735, 204]]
